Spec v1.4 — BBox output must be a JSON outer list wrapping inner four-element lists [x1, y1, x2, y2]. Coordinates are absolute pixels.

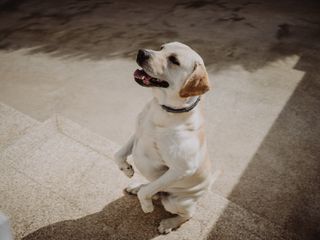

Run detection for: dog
[[114, 42, 212, 234]]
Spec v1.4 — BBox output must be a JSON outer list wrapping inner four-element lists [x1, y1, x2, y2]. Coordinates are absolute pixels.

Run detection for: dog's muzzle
[[134, 49, 169, 88], [136, 49, 150, 66]]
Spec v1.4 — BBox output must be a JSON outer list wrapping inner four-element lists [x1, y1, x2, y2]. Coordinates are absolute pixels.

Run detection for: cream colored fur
[[114, 42, 213, 234]]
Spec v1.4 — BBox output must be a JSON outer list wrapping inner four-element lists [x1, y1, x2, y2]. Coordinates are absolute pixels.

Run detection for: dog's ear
[[179, 64, 210, 98]]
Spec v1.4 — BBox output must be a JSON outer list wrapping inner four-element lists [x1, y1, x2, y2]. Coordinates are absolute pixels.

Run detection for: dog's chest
[[132, 109, 168, 181]]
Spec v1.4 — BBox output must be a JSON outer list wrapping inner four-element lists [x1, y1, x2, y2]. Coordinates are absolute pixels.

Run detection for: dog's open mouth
[[134, 69, 169, 88]]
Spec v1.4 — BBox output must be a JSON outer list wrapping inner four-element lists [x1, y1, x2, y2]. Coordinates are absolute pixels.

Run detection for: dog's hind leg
[[159, 194, 195, 234], [158, 215, 191, 234]]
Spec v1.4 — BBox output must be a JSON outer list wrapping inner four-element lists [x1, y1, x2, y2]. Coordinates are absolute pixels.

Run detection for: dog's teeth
[[142, 76, 145, 80]]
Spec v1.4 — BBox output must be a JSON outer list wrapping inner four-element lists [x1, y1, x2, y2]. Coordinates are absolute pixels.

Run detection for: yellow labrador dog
[[114, 42, 212, 234]]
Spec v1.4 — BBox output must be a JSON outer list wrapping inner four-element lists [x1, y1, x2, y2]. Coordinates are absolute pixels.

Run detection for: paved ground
[[0, 0, 319, 239]]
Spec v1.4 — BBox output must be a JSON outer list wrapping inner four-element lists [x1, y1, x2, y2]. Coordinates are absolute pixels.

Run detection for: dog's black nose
[[136, 49, 150, 65]]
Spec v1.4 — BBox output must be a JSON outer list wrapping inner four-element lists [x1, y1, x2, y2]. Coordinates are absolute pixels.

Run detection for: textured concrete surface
[[0, 163, 84, 239], [0, 110, 294, 240], [0, 103, 38, 151], [0, 0, 319, 239], [227, 61, 320, 239]]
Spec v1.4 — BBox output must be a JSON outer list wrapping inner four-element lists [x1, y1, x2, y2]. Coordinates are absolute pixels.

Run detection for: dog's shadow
[[22, 194, 172, 240]]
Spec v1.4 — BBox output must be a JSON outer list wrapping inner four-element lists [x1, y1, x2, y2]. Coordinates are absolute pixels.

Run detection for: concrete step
[[0, 115, 128, 239], [0, 103, 39, 152], [0, 114, 298, 240]]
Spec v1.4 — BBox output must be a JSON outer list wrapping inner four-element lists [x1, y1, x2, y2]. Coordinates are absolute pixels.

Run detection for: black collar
[[161, 97, 201, 113]]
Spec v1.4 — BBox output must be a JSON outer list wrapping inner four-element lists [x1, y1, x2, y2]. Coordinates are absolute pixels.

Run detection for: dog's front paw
[[137, 187, 154, 213], [120, 163, 134, 178], [114, 153, 134, 178], [139, 198, 154, 213]]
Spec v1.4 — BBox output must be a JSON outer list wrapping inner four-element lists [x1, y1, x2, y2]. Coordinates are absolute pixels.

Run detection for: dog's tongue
[[134, 69, 153, 84]]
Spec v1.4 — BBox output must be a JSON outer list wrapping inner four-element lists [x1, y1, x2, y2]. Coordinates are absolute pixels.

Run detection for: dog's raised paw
[[120, 164, 134, 178]]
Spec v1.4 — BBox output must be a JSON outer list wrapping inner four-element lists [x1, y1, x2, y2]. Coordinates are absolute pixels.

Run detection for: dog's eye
[[168, 55, 180, 66], [160, 46, 164, 50]]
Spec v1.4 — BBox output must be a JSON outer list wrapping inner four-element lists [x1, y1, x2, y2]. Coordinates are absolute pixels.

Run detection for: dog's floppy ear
[[179, 63, 210, 98]]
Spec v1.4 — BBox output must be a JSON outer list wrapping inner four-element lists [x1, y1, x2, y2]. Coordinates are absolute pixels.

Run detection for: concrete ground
[[0, 0, 319, 239]]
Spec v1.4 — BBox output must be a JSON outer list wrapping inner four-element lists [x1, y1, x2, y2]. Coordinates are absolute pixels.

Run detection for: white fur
[[114, 42, 212, 233]]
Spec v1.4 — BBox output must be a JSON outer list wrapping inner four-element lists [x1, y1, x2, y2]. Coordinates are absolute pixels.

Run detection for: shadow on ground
[[208, 53, 320, 239], [2, 0, 320, 239], [22, 194, 172, 240], [0, 0, 319, 70]]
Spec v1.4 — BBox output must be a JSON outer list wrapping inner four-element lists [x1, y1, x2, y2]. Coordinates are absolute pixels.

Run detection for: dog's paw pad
[[120, 164, 134, 178]]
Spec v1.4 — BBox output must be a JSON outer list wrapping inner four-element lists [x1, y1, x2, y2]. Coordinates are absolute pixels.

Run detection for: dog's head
[[134, 42, 210, 105]]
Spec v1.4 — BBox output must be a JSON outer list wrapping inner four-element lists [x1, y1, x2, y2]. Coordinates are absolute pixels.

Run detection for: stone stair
[[0, 103, 299, 240], [0, 103, 39, 152]]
